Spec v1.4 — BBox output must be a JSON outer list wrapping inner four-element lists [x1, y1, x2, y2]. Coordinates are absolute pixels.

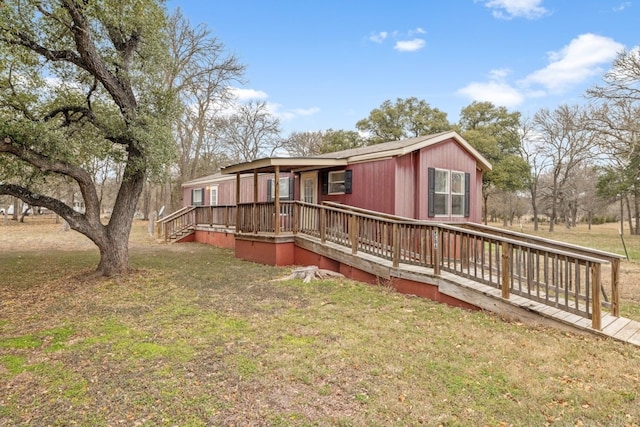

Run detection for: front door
[[299, 171, 318, 231], [300, 171, 318, 204]]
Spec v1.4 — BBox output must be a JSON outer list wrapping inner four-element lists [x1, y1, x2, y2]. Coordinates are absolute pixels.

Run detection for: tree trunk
[[96, 235, 130, 276]]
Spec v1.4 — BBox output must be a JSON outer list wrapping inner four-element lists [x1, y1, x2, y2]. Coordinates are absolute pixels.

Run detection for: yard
[[1, 217, 640, 426]]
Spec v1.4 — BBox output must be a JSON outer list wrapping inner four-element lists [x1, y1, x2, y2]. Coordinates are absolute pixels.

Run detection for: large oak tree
[[0, 0, 176, 276]]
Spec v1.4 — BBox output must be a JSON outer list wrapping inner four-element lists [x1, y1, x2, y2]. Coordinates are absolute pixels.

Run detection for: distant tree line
[[1, 1, 639, 277]]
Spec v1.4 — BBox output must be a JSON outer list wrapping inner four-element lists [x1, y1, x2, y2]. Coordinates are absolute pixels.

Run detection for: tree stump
[[278, 266, 344, 283]]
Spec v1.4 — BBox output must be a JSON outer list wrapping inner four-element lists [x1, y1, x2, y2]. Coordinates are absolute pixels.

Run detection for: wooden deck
[[295, 233, 640, 347], [158, 202, 634, 346]]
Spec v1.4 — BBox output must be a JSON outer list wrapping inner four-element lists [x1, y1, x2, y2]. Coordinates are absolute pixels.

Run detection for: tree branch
[[0, 136, 101, 220], [0, 183, 89, 232]]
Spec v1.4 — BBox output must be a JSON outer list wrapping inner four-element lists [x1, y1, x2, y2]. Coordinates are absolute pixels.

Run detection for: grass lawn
[[1, 217, 640, 426]]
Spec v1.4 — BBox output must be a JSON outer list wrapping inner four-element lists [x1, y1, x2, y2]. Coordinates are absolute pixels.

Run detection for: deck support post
[[235, 173, 241, 232], [611, 258, 620, 317], [350, 214, 358, 254], [320, 205, 326, 243], [274, 166, 280, 235], [591, 263, 602, 330], [501, 242, 511, 299], [433, 229, 441, 276], [392, 223, 400, 268], [253, 170, 258, 234]]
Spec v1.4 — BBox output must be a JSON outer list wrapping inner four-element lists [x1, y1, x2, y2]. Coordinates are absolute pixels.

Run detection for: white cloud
[[369, 28, 427, 52], [409, 27, 426, 36], [613, 2, 631, 12], [230, 87, 268, 101], [457, 33, 625, 108], [370, 31, 388, 43], [457, 79, 525, 107], [521, 33, 624, 93], [394, 38, 426, 52], [266, 103, 320, 121], [480, 0, 548, 20]]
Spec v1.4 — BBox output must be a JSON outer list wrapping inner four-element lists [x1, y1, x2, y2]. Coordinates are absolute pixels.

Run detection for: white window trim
[[434, 169, 449, 217], [328, 170, 346, 195], [450, 171, 466, 217], [210, 185, 219, 206]]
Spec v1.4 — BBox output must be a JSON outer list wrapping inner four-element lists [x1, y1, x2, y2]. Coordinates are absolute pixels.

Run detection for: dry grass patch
[[1, 217, 640, 426]]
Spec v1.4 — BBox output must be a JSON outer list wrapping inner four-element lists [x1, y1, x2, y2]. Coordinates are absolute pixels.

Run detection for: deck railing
[[162, 201, 623, 330], [156, 206, 196, 242]]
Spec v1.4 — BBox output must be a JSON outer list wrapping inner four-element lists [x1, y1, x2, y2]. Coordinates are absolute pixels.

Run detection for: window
[[451, 172, 465, 216], [328, 171, 346, 194], [428, 168, 470, 217], [434, 169, 449, 216], [210, 185, 218, 206], [192, 188, 204, 206], [321, 170, 353, 195], [267, 177, 294, 201]]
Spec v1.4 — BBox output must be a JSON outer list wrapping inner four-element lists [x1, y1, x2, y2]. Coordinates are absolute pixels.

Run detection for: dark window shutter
[[289, 177, 294, 200], [464, 172, 471, 217], [191, 189, 195, 206], [428, 167, 435, 217], [321, 171, 328, 195], [267, 179, 273, 202], [344, 170, 353, 194]]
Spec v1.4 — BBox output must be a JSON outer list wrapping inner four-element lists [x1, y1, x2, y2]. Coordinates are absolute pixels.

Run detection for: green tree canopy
[[319, 129, 365, 153], [0, 0, 177, 275], [457, 101, 529, 223], [356, 97, 451, 144]]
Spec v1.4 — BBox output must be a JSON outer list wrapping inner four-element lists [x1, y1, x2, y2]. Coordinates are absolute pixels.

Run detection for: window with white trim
[[429, 168, 469, 217], [328, 171, 346, 194], [434, 169, 449, 216], [192, 188, 204, 206], [210, 185, 219, 206], [451, 171, 465, 216], [268, 177, 293, 201]]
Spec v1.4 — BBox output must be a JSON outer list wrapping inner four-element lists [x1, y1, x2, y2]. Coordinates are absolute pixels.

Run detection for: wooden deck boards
[[395, 268, 639, 347], [300, 234, 640, 347]]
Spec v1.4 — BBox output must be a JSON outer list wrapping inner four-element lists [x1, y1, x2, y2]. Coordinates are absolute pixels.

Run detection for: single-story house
[[182, 131, 491, 223]]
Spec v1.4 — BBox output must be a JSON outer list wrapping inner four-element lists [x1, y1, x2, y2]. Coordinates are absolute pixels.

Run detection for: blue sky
[[167, 0, 637, 135]]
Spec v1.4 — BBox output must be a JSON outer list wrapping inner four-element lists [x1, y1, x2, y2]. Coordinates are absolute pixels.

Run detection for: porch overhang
[[221, 157, 347, 174]]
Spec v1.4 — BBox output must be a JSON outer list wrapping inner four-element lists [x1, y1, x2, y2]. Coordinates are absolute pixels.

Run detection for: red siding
[[319, 159, 396, 215], [394, 152, 418, 218], [416, 138, 482, 223], [182, 173, 293, 206]]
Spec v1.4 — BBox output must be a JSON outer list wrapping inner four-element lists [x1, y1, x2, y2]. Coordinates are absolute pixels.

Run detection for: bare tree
[[586, 49, 640, 234], [533, 105, 597, 232], [519, 117, 551, 231], [282, 131, 325, 156], [217, 101, 283, 162], [163, 9, 244, 209]]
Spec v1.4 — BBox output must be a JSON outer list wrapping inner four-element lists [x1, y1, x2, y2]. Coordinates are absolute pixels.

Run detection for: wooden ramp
[[297, 234, 640, 347]]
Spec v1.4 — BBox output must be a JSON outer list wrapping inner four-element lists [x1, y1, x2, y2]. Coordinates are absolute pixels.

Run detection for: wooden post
[[320, 205, 326, 243], [433, 229, 441, 275], [461, 234, 468, 270], [350, 214, 358, 254], [293, 202, 299, 234], [611, 258, 620, 317], [420, 227, 427, 265], [501, 242, 511, 299], [392, 223, 400, 268], [591, 263, 602, 330], [274, 166, 280, 235], [253, 170, 258, 234], [235, 173, 241, 232]]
